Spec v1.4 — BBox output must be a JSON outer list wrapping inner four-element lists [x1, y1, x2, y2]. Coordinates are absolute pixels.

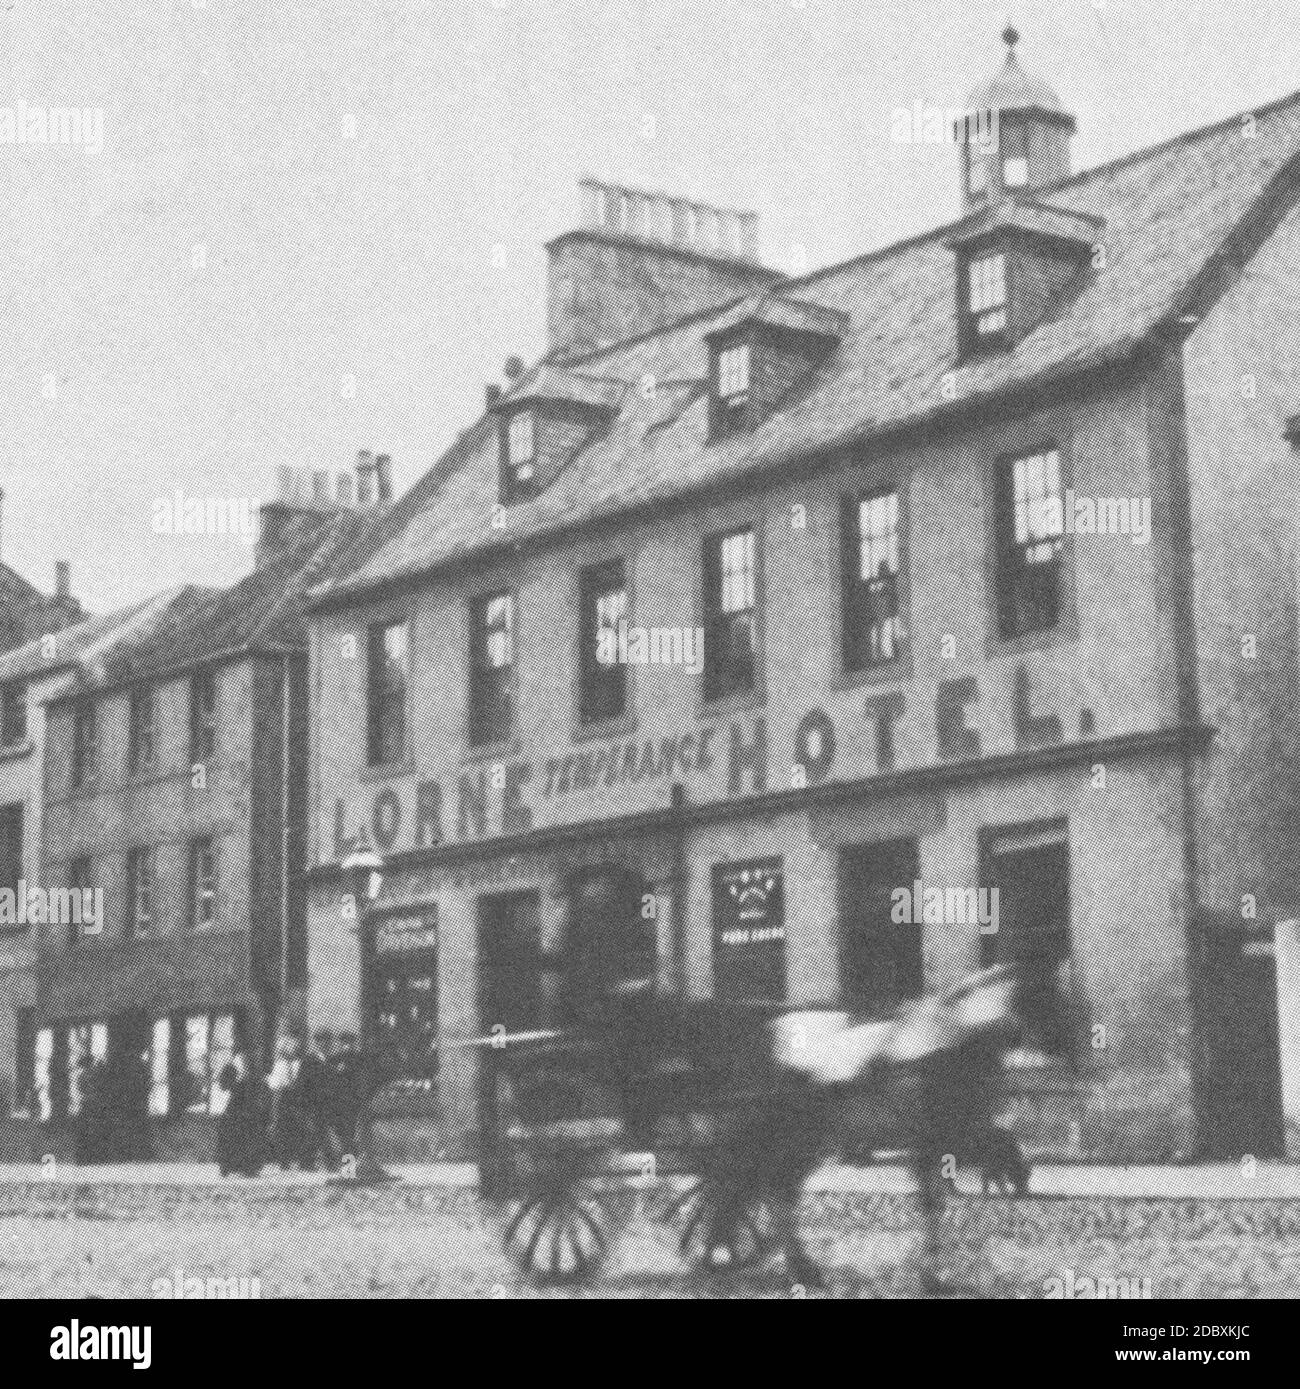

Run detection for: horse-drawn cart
[[478, 995, 798, 1284]]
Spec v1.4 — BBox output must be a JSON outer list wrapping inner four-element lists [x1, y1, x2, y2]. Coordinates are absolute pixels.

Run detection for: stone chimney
[[546, 179, 783, 361], [256, 457, 390, 569], [49, 560, 82, 626]]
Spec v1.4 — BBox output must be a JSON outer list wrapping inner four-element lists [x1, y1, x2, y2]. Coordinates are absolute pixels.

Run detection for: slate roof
[[0, 563, 82, 654], [80, 507, 382, 691], [313, 89, 1300, 610], [0, 593, 177, 689]]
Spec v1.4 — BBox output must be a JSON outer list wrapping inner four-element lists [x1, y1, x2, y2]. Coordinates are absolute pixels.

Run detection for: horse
[[685, 959, 1067, 1290]]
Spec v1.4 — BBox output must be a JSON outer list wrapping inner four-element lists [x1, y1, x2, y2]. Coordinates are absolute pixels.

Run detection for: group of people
[[216, 1029, 367, 1178], [75, 1049, 153, 1164]]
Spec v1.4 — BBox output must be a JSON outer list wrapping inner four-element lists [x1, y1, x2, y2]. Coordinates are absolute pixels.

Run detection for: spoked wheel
[[670, 1181, 780, 1273], [503, 1186, 609, 1285]]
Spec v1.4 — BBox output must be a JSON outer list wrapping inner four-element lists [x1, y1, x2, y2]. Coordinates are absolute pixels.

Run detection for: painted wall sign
[[327, 662, 1076, 862]]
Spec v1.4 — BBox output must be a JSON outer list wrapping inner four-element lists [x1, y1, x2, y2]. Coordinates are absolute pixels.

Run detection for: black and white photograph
[[0, 0, 1298, 1351]]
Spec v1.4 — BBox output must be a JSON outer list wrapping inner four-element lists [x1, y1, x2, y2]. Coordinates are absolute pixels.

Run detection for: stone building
[[0, 594, 184, 1158], [25, 467, 383, 1159], [305, 38, 1300, 1162]]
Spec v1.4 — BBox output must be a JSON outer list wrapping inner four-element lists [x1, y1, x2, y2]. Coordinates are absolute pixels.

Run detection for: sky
[[1, 0, 1297, 614]]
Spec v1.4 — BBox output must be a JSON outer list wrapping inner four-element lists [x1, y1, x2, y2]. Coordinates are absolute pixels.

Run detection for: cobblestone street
[[2, 1168, 1298, 1298]]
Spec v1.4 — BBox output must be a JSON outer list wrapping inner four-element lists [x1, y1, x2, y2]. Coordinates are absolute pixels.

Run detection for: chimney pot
[[374, 454, 393, 503], [356, 450, 377, 505], [55, 561, 71, 599], [485, 383, 503, 410], [503, 356, 525, 383]]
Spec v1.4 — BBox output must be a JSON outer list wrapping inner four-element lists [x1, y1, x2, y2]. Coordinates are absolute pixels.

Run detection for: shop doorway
[[839, 839, 922, 1015]]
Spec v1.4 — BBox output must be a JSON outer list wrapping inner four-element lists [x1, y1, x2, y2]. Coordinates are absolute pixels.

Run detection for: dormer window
[[494, 368, 621, 505], [715, 342, 751, 434], [967, 250, 1009, 347], [503, 409, 537, 501], [705, 297, 845, 443]]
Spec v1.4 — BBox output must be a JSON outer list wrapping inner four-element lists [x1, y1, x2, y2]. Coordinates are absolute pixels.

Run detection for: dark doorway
[[478, 891, 544, 1038], [839, 839, 922, 1015], [563, 864, 656, 1016], [1200, 936, 1284, 1158], [981, 822, 1071, 1055], [476, 891, 542, 1187]]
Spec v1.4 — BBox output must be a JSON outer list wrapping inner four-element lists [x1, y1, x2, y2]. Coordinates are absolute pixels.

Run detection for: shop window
[[373, 911, 440, 1082], [149, 1018, 171, 1117], [182, 1013, 237, 1114], [34, 1027, 55, 1122], [712, 859, 786, 1002], [66, 1022, 108, 1117], [12, 1008, 34, 1115]]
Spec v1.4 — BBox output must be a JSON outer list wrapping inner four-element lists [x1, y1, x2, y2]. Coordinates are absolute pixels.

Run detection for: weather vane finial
[[1003, 23, 1020, 55]]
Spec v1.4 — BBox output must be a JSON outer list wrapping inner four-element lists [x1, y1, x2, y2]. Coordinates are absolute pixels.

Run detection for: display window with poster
[[371, 907, 440, 1088], [712, 859, 786, 1003]]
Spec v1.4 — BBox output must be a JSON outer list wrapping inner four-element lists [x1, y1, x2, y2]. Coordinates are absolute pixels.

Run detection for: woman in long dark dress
[[216, 1062, 267, 1177]]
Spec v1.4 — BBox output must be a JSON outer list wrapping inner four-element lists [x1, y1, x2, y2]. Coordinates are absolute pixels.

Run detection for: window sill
[[700, 688, 765, 720], [990, 622, 1077, 657], [0, 739, 33, 763], [461, 738, 522, 767], [573, 711, 637, 744], [359, 759, 417, 784], [831, 655, 912, 693]]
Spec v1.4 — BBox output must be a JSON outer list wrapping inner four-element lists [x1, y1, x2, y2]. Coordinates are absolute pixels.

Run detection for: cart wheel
[[503, 1189, 609, 1285], [672, 1182, 778, 1272]]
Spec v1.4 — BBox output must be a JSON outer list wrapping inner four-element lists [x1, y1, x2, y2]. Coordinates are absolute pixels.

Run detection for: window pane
[[1, 684, 27, 747], [1000, 449, 1064, 638], [846, 492, 904, 669], [149, 1018, 171, 1116], [581, 562, 627, 723], [35, 1028, 54, 1122]]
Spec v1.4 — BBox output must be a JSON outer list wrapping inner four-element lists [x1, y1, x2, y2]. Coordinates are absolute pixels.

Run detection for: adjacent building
[[305, 37, 1300, 1164], [26, 466, 383, 1159], [0, 594, 184, 1158]]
